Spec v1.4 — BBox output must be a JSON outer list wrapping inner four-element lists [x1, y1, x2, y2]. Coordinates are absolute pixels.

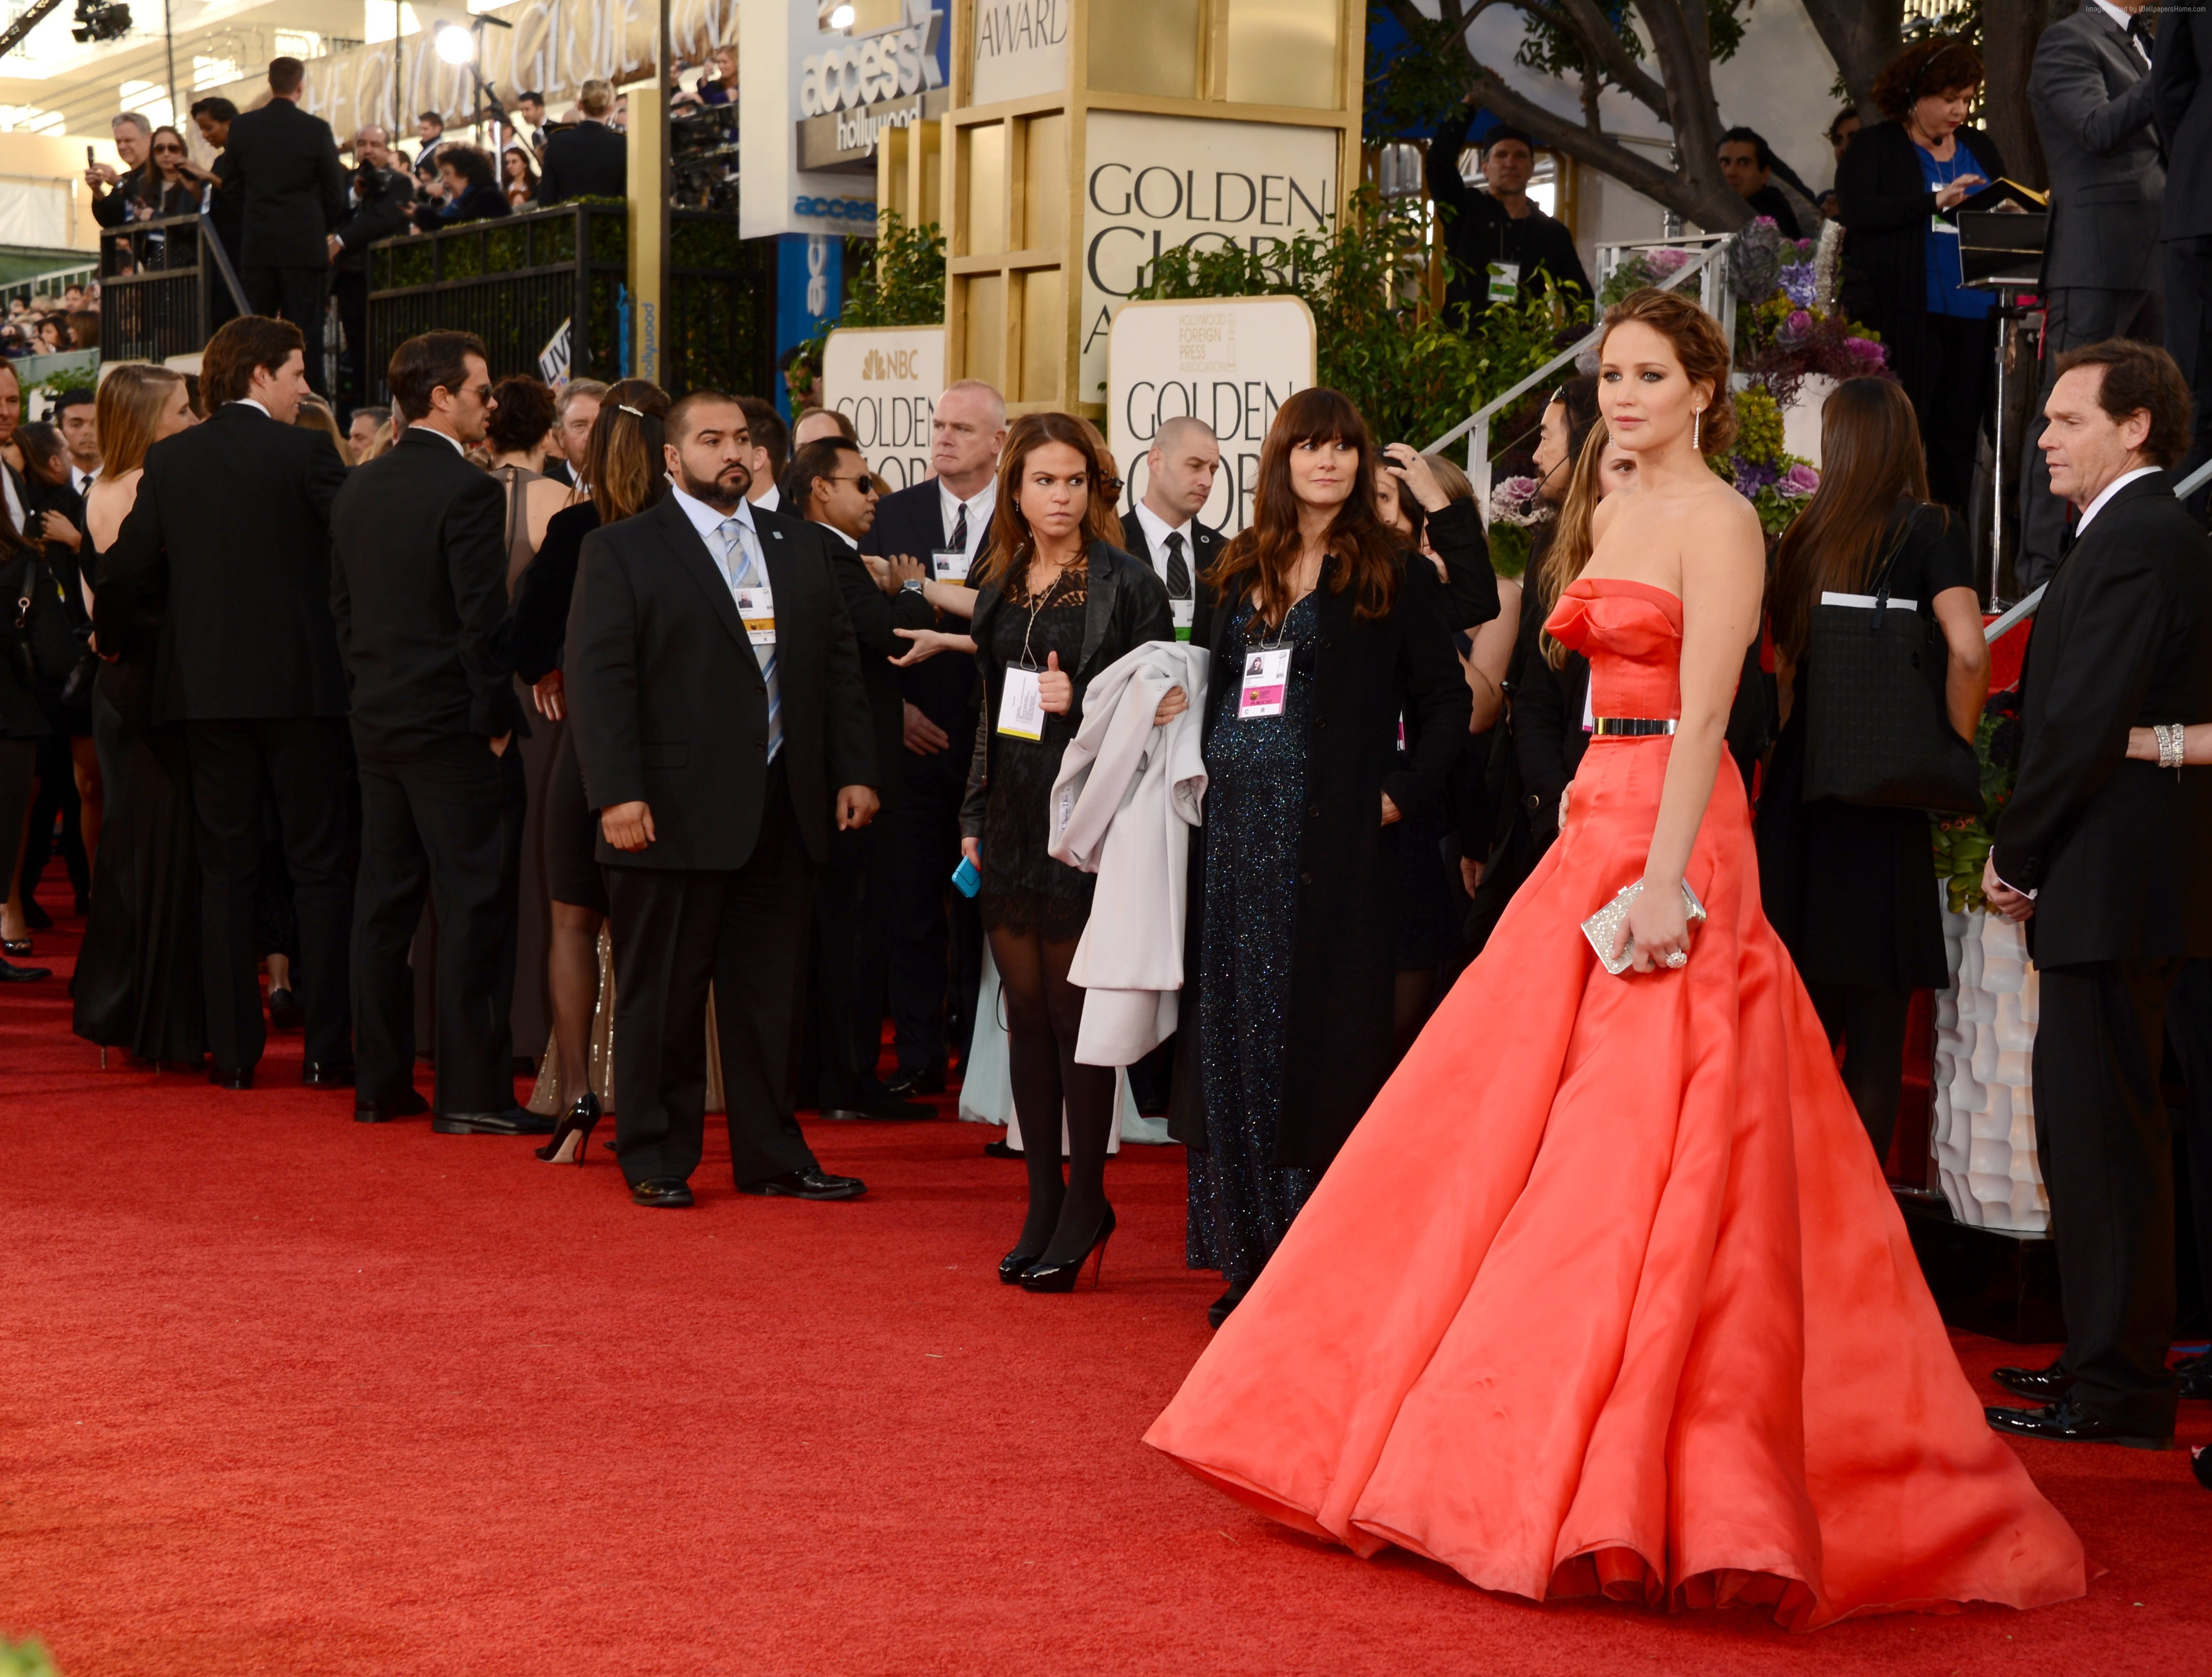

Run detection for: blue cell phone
[[950, 855, 980, 898]]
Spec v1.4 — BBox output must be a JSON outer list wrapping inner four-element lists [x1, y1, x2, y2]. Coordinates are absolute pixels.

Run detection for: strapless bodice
[[1543, 577, 1682, 722]]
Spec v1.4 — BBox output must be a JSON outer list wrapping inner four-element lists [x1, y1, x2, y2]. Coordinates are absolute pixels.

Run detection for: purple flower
[[1778, 263, 1817, 307], [1845, 335, 1886, 368], [1648, 247, 1692, 276], [1733, 460, 1780, 498], [1781, 462, 1821, 498]]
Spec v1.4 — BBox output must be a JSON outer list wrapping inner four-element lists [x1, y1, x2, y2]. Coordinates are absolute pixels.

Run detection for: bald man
[[1121, 416, 1224, 641]]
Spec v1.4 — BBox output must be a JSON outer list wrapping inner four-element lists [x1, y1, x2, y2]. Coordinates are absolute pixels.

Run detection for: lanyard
[[1015, 559, 1077, 673]]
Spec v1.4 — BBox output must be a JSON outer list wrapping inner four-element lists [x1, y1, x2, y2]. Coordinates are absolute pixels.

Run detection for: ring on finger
[[1663, 949, 1688, 969]]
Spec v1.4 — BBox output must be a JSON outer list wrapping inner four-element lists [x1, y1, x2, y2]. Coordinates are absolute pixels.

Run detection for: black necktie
[[948, 501, 967, 553], [2130, 16, 2152, 60], [1164, 530, 1192, 598]]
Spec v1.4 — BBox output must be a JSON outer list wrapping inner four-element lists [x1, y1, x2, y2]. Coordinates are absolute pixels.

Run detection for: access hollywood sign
[[795, 1, 950, 172]]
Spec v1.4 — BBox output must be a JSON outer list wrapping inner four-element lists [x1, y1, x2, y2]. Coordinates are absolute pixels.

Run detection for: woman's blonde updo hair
[[1599, 287, 1737, 457]]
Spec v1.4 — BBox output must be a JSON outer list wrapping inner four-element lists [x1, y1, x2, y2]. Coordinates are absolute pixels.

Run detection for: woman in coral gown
[[1145, 290, 2086, 1629]]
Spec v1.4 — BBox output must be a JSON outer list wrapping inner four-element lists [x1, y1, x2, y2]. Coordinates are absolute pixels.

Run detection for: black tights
[[1807, 981, 1912, 1165], [992, 924, 1117, 1264]]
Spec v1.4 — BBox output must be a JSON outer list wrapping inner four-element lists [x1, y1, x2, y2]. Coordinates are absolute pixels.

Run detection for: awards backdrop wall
[[823, 324, 948, 492], [1107, 296, 1315, 537]]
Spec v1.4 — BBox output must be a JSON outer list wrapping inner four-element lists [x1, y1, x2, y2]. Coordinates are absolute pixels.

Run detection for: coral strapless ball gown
[[1145, 580, 2085, 1629]]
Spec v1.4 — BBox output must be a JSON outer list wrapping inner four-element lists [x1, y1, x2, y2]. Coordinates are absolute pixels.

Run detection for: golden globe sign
[[823, 324, 948, 492], [1107, 296, 1316, 537]]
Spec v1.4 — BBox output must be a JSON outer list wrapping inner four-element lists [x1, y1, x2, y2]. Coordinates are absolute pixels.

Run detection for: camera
[[72, 1, 132, 43]]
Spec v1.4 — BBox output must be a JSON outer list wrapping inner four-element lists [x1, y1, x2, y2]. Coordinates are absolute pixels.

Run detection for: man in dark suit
[[859, 378, 1003, 1098], [330, 331, 539, 1134], [566, 392, 880, 1207], [2022, 0, 2164, 590], [85, 112, 152, 230], [327, 126, 417, 419], [222, 58, 349, 396], [783, 435, 935, 1122], [95, 314, 356, 1089], [537, 79, 627, 205], [2155, 2, 2212, 501], [1983, 338, 2212, 1450]]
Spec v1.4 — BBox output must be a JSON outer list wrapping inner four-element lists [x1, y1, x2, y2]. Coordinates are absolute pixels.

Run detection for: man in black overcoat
[[95, 314, 356, 1089], [1984, 339, 2212, 1450], [221, 58, 348, 395], [330, 331, 539, 1134], [327, 126, 418, 419], [565, 393, 881, 1207]]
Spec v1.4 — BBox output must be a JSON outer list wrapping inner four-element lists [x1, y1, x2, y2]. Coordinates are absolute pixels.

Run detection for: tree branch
[[1552, 0, 1670, 119], [1633, 0, 1731, 206], [1797, 0, 1904, 116]]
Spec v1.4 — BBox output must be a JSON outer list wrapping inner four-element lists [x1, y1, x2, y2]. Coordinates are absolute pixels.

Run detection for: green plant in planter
[[483, 223, 526, 274], [389, 239, 434, 290]]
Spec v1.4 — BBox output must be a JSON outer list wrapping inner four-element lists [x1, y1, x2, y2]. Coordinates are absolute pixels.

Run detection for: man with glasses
[[86, 112, 153, 229], [329, 330, 541, 1136], [785, 435, 936, 1121]]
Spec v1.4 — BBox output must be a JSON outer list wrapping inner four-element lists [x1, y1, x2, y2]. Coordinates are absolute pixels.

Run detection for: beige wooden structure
[[929, 0, 1363, 419]]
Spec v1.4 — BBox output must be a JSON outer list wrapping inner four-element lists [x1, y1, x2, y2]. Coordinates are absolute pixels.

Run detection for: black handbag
[[1801, 519, 1983, 816], [3, 551, 38, 691]]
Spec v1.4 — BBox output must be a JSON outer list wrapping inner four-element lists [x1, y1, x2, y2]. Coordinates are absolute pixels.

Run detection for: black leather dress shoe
[[1991, 1359, 2072, 1403], [209, 1067, 253, 1090], [883, 1066, 946, 1099], [301, 1059, 356, 1089], [739, 1169, 865, 1200], [1207, 1284, 1247, 1330], [432, 1107, 555, 1136], [0, 955, 51, 983], [631, 1177, 695, 1208], [2173, 1352, 2211, 1402], [1985, 1400, 2172, 1450], [2195, 1444, 2211, 1489], [355, 1089, 430, 1123]]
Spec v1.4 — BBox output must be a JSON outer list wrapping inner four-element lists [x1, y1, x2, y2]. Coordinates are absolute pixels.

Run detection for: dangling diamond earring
[[1693, 406, 1703, 452]]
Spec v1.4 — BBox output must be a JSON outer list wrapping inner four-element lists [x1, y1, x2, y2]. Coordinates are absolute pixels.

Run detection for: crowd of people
[[0, 283, 100, 362]]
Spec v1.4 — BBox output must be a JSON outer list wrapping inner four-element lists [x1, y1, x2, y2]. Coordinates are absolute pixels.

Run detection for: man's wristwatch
[[901, 577, 926, 595]]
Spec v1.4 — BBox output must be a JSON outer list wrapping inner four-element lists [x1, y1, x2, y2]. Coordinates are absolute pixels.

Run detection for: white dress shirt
[[71, 465, 97, 497], [1129, 499, 1196, 589], [937, 476, 995, 559], [671, 483, 780, 757], [2073, 464, 2159, 539], [2091, 0, 2151, 65], [751, 480, 781, 513]]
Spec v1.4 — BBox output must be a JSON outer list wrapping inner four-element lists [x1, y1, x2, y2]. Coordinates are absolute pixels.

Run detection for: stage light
[[829, 5, 854, 27], [433, 21, 476, 65], [70, 0, 131, 43]]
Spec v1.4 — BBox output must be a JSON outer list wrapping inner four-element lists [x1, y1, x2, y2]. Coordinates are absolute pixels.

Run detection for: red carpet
[[4, 884, 2208, 1675]]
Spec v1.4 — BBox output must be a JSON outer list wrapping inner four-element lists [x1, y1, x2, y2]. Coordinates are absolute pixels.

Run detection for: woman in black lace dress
[[960, 413, 1173, 1291]]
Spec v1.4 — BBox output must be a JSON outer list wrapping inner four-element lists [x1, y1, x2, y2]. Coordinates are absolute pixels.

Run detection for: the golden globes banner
[[822, 324, 948, 492]]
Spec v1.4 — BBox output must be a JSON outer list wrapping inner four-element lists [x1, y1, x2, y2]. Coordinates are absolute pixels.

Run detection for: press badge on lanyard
[[1238, 646, 1291, 719], [933, 548, 971, 584], [998, 666, 1047, 740], [1487, 260, 1521, 303], [734, 581, 776, 646]]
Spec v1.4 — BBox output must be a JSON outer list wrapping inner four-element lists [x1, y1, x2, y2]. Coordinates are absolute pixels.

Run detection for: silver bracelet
[[2156, 722, 2186, 773]]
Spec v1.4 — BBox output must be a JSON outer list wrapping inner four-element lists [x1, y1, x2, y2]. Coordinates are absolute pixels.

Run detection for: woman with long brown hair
[[1756, 375, 1988, 1157], [71, 364, 203, 1059], [1172, 387, 1470, 1327], [498, 379, 671, 1161], [959, 411, 1173, 1290]]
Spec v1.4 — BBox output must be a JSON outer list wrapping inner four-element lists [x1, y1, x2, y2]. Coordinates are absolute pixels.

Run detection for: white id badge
[[1172, 597, 1195, 641], [933, 548, 971, 584], [998, 666, 1046, 740], [733, 581, 776, 646], [1929, 213, 1957, 236], [1238, 646, 1291, 719], [1487, 260, 1521, 302]]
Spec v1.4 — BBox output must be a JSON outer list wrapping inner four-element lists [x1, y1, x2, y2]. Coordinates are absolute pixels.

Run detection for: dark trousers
[[605, 769, 821, 1187], [243, 265, 330, 396], [352, 735, 521, 1113], [15, 731, 87, 910], [886, 758, 982, 1076], [804, 819, 895, 1104], [1911, 312, 1997, 521], [330, 265, 371, 419], [2035, 958, 2186, 1433], [182, 717, 356, 1074], [1807, 981, 1912, 1165], [2019, 286, 2164, 592], [0, 737, 35, 897], [2164, 236, 2212, 517], [2164, 957, 2212, 1326]]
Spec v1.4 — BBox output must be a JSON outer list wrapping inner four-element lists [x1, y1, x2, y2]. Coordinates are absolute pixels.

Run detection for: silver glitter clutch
[[1582, 880, 1708, 976]]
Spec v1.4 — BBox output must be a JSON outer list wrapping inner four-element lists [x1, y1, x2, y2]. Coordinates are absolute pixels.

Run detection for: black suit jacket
[[1117, 506, 1224, 601], [566, 496, 875, 871], [330, 428, 522, 755], [97, 403, 350, 724], [538, 122, 627, 205], [2156, 4, 2212, 239], [222, 97, 348, 268], [330, 164, 416, 272], [1993, 471, 2212, 967], [818, 523, 933, 813], [90, 164, 147, 229], [860, 477, 984, 768]]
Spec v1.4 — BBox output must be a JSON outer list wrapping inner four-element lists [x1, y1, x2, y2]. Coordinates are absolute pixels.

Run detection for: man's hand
[[85, 162, 117, 190], [38, 510, 79, 551], [327, 234, 345, 265], [1153, 685, 1187, 726], [903, 701, 949, 755], [490, 733, 511, 758], [884, 553, 928, 594], [1380, 791, 1402, 825], [602, 800, 655, 851], [532, 671, 565, 721], [836, 785, 880, 830], [1981, 855, 2034, 923]]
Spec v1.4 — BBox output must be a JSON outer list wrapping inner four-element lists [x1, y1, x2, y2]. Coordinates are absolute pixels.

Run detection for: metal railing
[[1422, 234, 1736, 507], [367, 202, 632, 399], [96, 212, 249, 367]]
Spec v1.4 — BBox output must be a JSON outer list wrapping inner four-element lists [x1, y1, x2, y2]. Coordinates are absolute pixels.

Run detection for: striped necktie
[[717, 516, 781, 762]]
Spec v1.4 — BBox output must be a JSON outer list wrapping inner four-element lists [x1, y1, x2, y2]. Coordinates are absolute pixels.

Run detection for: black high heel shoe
[[999, 1249, 1042, 1285], [535, 1092, 601, 1164], [1020, 1205, 1115, 1293]]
